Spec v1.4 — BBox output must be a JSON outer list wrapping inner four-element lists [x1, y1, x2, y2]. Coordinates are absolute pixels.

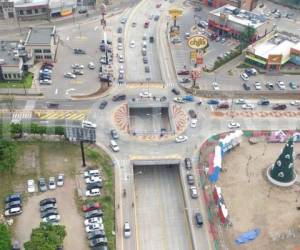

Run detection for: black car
[[40, 208, 58, 218], [112, 94, 126, 101], [195, 212, 203, 227], [258, 99, 270, 106], [99, 101, 108, 110], [265, 82, 274, 90], [149, 36, 154, 43], [186, 174, 195, 185], [74, 48, 86, 54], [242, 82, 251, 91], [90, 237, 108, 247], [117, 37, 122, 43], [101, 39, 112, 45], [188, 109, 197, 118], [73, 69, 84, 75], [84, 209, 104, 219], [40, 203, 56, 212], [5, 193, 21, 203], [87, 182, 102, 190], [90, 246, 108, 250], [87, 230, 106, 240], [5, 200, 22, 210], [272, 104, 287, 110], [171, 88, 180, 95], [117, 27, 122, 33], [39, 74, 51, 80], [160, 96, 167, 102], [110, 129, 119, 140], [39, 198, 56, 207], [184, 158, 192, 170], [78, 8, 87, 14]]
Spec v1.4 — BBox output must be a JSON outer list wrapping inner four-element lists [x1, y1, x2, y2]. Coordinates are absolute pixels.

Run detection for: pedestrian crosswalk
[[11, 111, 32, 123]]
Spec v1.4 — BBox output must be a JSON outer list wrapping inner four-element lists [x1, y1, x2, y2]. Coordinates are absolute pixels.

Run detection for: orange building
[[203, 0, 258, 11]]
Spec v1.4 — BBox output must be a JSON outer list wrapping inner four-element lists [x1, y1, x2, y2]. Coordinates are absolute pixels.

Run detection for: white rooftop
[[210, 4, 267, 29]]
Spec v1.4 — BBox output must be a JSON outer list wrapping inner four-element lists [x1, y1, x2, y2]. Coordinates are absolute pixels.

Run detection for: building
[[0, 0, 15, 19], [208, 5, 273, 39], [245, 31, 300, 71], [48, 0, 76, 17], [203, 0, 258, 11], [0, 41, 27, 80], [14, 0, 49, 20], [24, 26, 58, 62]]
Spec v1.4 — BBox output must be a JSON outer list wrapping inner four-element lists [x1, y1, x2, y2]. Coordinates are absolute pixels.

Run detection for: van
[[195, 212, 203, 227], [110, 140, 119, 152]]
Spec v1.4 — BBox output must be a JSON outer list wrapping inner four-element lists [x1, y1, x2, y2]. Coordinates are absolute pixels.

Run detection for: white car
[[71, 64, 84, 69], [39, 79, 52, 85], [290, 101, 300, 106], [49, 177, 56, 190], [85, 175, 102, 184], [110, 140, 120, 152], [57, 173, 64, 187], [228, 121, 240, 129], [190, 119, 197, 128], [42, 214, 60, 223], [64, 72, 76, 79], [119, 65, 125, 74], [124, 222, 131, 238], [242, 103, 255, 110], [212, 82, 220, 90], [254, 82, 262, 90], [88, 62, 95, 69], [235, 99, 246, 105], [277, 81, 286, 90], [240, 73, 249, 81], [190, 186, 198, 198], [84, 217, 103, 226], [139, 91, 152, 98], [129, 41, 135, 48], [118, 54, 124, 63], [84, 169, 100, 178], [173, 97, 185, 104], [86, 188, 101, 197], [86, 223, 104, 233], [117, 43, 123, 50], [175, 135, 188, 143], [82, 120, 97, 129], [5, 207, 22, 217], [27, 179, 35, 193]]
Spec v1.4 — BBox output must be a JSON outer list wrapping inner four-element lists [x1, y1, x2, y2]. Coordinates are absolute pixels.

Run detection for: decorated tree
[[270, 137, 296, 183]]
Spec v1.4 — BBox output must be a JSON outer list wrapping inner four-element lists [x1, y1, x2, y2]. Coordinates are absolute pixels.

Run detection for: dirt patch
[[218, 140, 300, 250]]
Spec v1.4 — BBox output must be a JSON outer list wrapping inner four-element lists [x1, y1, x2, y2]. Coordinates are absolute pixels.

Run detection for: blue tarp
[[235, 229, 260, 245], [208, 167, 220, 183]]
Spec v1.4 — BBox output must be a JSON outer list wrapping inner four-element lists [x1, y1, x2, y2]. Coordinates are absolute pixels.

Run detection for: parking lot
[[133, 164, 192, 250]]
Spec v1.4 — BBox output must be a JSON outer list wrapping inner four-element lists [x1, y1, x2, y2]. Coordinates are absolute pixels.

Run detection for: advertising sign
[[187, 35, 209, 50]]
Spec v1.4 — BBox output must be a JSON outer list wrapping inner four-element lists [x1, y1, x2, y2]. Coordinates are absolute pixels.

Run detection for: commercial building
[[0, 0, 15, 19], [208, 5, 273, 39], [203, 0, 258, 11], [245, 31, 300, 71], [24, 26, 58, 62], [0, 41, 27, 80], [14, 0, 49, 20]]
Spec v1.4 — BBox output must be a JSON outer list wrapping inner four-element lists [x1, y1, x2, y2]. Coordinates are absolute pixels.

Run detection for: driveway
[[13, 178, 88, 250]]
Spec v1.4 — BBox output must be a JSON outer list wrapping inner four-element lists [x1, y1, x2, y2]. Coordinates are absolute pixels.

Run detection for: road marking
[[55, 89, 58, 95], [66, 36, 70, 41], [34, 110, 88, 120], [65, 88, 76, 95], [94, 26, 99, 31]]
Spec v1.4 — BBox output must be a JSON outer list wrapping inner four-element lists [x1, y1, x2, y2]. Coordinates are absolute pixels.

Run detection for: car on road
[[242, 82, 251, 91], [124, 222, 131, 238], [40, 198, 56, 207], [73, 69, 84, 75], [110, 129, 119, 140], [119, 65, 125, 74], [78, 8, 87, 14], [240, 73, 249, 81], [5, 207, 22, 217], [144, 65, 150, 73], [131, 22, 137, 28], [290, 101, 300, 106], [64, 72, 76, 79], [82, 120, 97, 129], [173, 97, 185, 104], [272, 104, 287, 110], [188, 109, 197, 118], [245, 68, 257, 76], [144, 21, 150, 28], [265, 82, 274, 90], [42, 214, 60, 223], [99, 101, 108, 110], [118, 54, 124, 63], [179, 78, 190, 83], [171, 88, 180, 95], [86, 223, 104, 233], [117, 43, 123, 50], [27, 179, 35, 193], [110, 140, 120, 152], [212, 82, 219, 90], [235, 99, 246, 105], [120, 17, 127, 24], [195, 212, 203, 227], [190, 186, 198, 198], [88, 62, 95, 69], [5, 193, 21, 203], [184, 157, 192, 170], [175, 135, 188, 143], [171, 37, 182, 44], [177, 70, 189, 75], [154, 15, 160, 21], [139, 91, 152, 98], [74, 48, 86, 54], [190, 119, 197, 128], [117, 27, 122, 33], [38, 177, 47, 192], [228, 121, 240, 129], [49, 177, 56, 190], [85, 217, 103, 226], [86, 188, 101, 197], [84, 209, 103, 219], [207, 99, 219, 105], [217, 102, 229, 109], [112, 94, 126, 101], [277, 81, 286, 90], [242, 103, 255, 110], [83, 202, 101, 213], [89, 237, 108, 247], [257, 98, 270, 106], [186, 174, 195, 185], [87, 230, 106, 240], [289, 81, 298, 89], [57, 174, 64, 187], [254, 82, 262, 90]]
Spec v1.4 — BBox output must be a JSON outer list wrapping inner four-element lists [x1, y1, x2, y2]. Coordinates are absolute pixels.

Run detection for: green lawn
[[0, 73, 33, 89]]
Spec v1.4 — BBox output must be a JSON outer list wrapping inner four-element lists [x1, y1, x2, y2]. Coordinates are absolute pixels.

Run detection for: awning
[[245, 55, 267, 65]]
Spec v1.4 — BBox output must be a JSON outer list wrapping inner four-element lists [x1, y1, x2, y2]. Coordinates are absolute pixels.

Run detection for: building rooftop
[[247, 31, 300, 63], [0, 41, 25, 66], [25, 27, 55, 46], [210, 4, 267, 29]]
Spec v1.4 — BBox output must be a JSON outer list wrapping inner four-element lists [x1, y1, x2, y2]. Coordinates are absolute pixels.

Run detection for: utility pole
[[100, 4, 108, 64], [80, 141, 86, 167]]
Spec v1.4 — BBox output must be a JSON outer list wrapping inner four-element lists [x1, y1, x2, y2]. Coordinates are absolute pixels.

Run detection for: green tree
[[0, 223, 11, 250], [24, 223, 66, 250], [0, 139, 17, 172], [239, 26, 256, 49]]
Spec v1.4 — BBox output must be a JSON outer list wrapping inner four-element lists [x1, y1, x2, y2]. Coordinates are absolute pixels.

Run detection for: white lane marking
[[54, 89, 58, 95], [65, 88, 76, 95], [94, 26, 99, 31], [66, 36, 70, 41]]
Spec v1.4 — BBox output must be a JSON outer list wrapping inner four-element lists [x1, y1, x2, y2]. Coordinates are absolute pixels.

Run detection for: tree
[[0, 223, 11, 250], [239, 26, 256, 49], [0, 139, 17, 173], [24, 223, 66, 250]]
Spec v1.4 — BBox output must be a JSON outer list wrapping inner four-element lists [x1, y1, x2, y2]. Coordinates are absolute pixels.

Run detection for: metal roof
[[0, 41, 23, 66], [25, 27, 55, 45]]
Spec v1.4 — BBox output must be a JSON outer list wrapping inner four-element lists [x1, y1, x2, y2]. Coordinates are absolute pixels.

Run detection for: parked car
[[124, 222, 131, 238], [85, 217, 103, 226], [245, 68, 257, 76], [254, 82, 262, 90], [235, 99, 246, 105], [42, 214, 60, 223], [188, 109, 197, 118], [57, 174, 64, 187], [74, 48, 86, 54], [64, 72, 76, 79], [290, 101, 300, 106], [87, 230, 106, 240], [186, 174, 195, 185], [85, 176, 102, 184], [243, 82, 251, 91], [117, 27, 122, 33], [240, 73, 249, 81], [73, 69, 84, 75], [39, 198, 56, 207], [184, 158, 192, 170], [38, 177, 47, 192], [112, 94, 126, 101], [40, 203, 57, 212], [171, 37, 182, 44], [289, 81, 298, 89], [99, 101, 108, 110], [41, 208, 58, 218], [86, 223, 104, 233], [190, 119, 197, 128], [257, 99, 270, 105], [265, 82, 274, 90], [139, 91, 152, 98], [277, 81, 286, 90], [177, 70, 189, 75], [110, 140, 120, 152], [5, 200, 22, 210], [82, 120, 97, 129], [86, 188, 101, 197], [212, 82, 219, 90], [228, 121, 240, 129], [5, 193, 21, 203], [207, 99, 219, 105], [179, 78, 190, 83], [84, 209, 103, 219], [190, 186, 198, 198], [89, 237, 108, 247], [242, 103, 255, 110], [82, 202, 101, 212], [48, 177, 56, 190], [173, 97, 185, 104], [195, 212, 203, 227], [5, 207, 22, 217], [143, 56, 148, 64], [84, 169, 100, 178], [217, 102, 229, 109], [27, 179, 35, 193], [272, 104, 287, 110], [110, 129, 119, 140], [171, 88, 180, 95], [40, 79, 52, 85], [175, 135, 188, 143]]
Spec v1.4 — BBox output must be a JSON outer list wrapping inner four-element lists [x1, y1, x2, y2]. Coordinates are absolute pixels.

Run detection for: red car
[[177, 70, 190, 75], [144, 21, 149, 28], [82, 202, 101, 212]]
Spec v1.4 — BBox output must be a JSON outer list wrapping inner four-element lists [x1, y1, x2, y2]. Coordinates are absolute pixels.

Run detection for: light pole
[[100, 4, 108, 64]]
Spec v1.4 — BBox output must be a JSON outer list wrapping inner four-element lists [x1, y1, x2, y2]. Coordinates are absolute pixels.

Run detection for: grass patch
[[0, 73, 33, 89]]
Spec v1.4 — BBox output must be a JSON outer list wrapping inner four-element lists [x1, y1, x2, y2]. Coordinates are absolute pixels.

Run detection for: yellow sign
[[187, 35, 208, 50], [169, 8, 183, 18], [190, 51, 197, 60]]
